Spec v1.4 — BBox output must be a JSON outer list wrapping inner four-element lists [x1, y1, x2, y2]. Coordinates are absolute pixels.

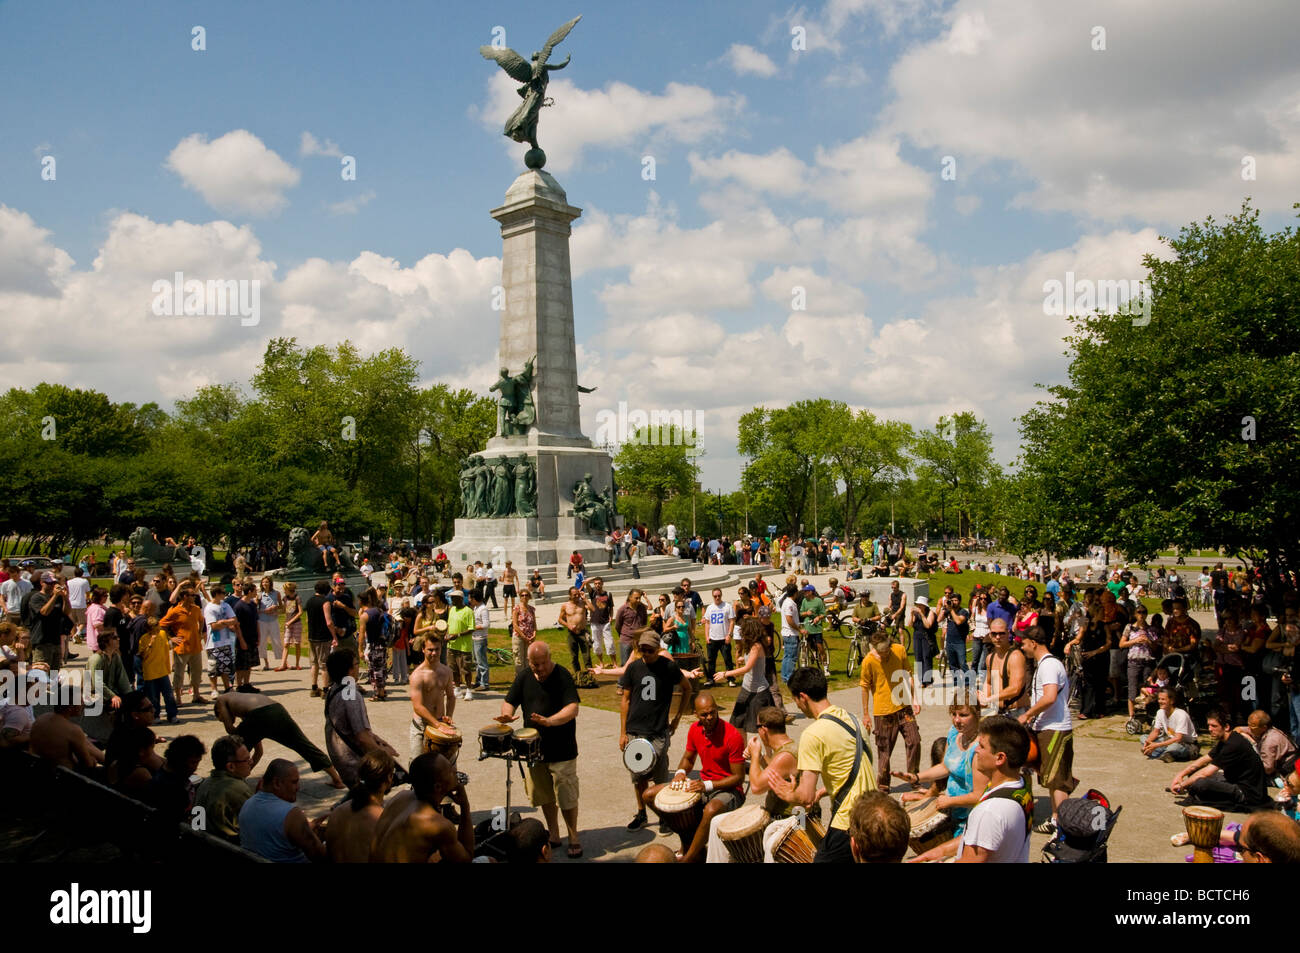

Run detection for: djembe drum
[[654, 785, 704, 853], [421, 722, 463, 765], [717, 805, 770, 863], [1182, 805, 1224, 863], [772, 824, 818, 863], [905, 796, 955, 854]]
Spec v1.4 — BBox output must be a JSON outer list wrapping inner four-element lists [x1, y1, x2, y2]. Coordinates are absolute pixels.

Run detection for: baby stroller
[[1041, 789, 1121, 863], [1124, 652, 1201, 735]]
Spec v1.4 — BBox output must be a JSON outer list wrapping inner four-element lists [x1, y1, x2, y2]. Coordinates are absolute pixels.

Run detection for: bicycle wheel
[[898, 626, 912, 655], [797, 639, 812, 669], [846, 639, 861, 679]]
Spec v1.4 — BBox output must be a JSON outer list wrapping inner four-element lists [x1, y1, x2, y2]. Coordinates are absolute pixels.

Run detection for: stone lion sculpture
[[127, 526, 189, 564], [286, 526, 357, 574]]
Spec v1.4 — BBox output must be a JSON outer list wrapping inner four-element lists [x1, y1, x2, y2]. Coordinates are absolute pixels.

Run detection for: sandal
[[567, 843, 583, 858]]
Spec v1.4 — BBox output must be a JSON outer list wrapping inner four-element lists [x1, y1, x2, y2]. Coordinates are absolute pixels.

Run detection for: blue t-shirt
[[944, 725, 978, 835], [986, 600, 1016, 630], [1045, 579, 1061, 599]]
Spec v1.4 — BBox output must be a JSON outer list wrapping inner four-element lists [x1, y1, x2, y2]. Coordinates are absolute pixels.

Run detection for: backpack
[[380, 610, 396, 646]]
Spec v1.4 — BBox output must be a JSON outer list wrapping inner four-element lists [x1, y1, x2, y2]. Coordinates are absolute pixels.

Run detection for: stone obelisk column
[[488, 170, 590, 448]]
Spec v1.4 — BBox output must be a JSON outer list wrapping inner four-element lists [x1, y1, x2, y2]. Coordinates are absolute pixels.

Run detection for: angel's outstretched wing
[[538, 15, 581, 66], [479, 45, 533, 84]]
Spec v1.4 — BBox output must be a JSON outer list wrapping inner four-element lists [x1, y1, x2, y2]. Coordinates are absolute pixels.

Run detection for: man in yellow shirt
[[859, 628, 921, 791], [137, 618, 179, 723], [764, 667, 875, 863]]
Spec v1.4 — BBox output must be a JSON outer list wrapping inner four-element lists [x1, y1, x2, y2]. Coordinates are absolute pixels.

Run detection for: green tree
[[912, 412, 1000, 539], [613, 426, 697, 531], [1019, 201, 1300, 596]]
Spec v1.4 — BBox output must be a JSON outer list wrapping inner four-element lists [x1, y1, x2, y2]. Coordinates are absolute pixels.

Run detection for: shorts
[[1107, 648, 1126, 679], [1035, 729, 1079, 794], [502, 585, 517, 598], [629, 731, 672, 784], [704, 787, 744, 812], [32, 643, 62, 668], [208, 644, 235, 679], [284, 624, 302, 646], [71, 607, 86, 626], [235, 645, 259, 670], [309, 642, 331, 668], [527, 757, 580, 810], [590, 622, 613, 654], [805, 631, 824, 646]]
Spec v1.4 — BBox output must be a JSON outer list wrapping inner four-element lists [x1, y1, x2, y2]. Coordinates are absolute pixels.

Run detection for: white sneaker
[[463, 689, 474, 701]]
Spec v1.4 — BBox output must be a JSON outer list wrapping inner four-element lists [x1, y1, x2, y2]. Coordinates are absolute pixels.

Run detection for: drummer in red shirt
[[645, 692, 745, 863]]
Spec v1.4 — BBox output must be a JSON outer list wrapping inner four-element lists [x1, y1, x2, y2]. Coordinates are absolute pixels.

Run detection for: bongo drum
[[512, 726, 543, 765], [905, 796, 955, 854], [654, 785, 704, 853], [422, 723, 463, 765], [717, 805, 770, 863], [478, 722, 514, 759], [772, 825, 818, 863], [1182, 805, 1224, 863]]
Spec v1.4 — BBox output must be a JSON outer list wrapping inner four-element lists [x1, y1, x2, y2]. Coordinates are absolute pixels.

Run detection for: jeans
[[472, 637, 490, 689], [631, 563, 640, 579], [970, 638, 989, 677], [781, 635, 799, 683], [143, 675, 178, 722], [945, 637, 968, 674], [132, 654, 145, 690], [1143, 734, 1196, 761], [705, 640, 734, 681], [567, 629, 593, 673], [618, 642, 632, 665]]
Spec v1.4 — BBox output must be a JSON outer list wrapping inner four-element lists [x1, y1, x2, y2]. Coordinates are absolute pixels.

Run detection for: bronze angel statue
[[480, 15, 581, 170]]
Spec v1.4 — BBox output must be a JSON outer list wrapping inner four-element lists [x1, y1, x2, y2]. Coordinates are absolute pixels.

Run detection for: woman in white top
[[970, 590, 991, 675]]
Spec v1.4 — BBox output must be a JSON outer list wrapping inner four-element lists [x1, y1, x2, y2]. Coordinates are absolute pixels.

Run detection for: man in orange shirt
[[162, 586, 207, 704], [859, 628, 921, 791]]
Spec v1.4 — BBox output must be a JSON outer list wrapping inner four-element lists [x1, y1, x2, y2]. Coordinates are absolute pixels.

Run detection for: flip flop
[[567, 844, 583, 858], [549, 839, 563, 849]]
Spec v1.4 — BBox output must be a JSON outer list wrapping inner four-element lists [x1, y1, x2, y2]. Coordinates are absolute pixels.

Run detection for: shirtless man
[[29, 697, 104, 771], [408, 634, 456, 763], [370, 752, 474, 863], [214, 690, 345, 788], [325, 749, 396, 862], [557, 587, 593, 674], [312, 521, 342, 573], [501, 561, 520, 616]]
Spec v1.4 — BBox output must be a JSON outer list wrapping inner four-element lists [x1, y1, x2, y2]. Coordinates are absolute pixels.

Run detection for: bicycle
[[844, 620, 878, 679], [882, 613, 912, 654], [487, 646, 514, 666]]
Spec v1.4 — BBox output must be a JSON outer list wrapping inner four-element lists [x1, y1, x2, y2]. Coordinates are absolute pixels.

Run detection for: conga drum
[[905, 796, 955, 854], [1183, 805, 1224, 863], [478, 722, 514, 759], [772, 824, 818, 863], [654, 785, 704, 853], [422, 722, 463, 765], [717, 805, 770, 863]]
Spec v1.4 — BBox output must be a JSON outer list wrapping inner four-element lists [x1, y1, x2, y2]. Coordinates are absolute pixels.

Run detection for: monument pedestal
[[436, 169, 616, 569]]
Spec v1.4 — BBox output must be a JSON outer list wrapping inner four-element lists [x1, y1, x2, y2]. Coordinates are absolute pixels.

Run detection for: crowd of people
[[3, 539, 1300, 865]]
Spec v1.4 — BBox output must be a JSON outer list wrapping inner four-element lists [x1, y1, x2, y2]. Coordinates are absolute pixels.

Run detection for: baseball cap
[[1020, 626, 1050, 643], [636, 631, 660, 649], [802, 584, 816, 593], [40, 572, 57, 583]]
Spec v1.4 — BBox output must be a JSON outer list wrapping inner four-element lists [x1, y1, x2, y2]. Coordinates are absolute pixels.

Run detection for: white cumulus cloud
[[166, 130, 301, 216]]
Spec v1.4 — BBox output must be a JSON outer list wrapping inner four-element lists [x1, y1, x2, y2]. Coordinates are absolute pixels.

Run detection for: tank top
[[943, 726, 978, 830], [741, 645, 770, 693], [997, 648, 1031, 711], [239, 791, 307, 862], [972, 608, 989, 641]]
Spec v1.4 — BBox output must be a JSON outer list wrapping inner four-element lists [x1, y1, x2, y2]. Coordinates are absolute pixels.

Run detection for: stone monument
[[439, 16, 617, 569]]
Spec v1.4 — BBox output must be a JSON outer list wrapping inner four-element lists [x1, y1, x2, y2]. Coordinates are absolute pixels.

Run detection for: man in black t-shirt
[[233, 584, 261, 692], [329, 578, 358, 651], [618, 631, 693, 830], [500, 641, 583, 857], [1171, 706, 1269, 810], [25, 573, 71, 668], [305, 580, 333, 697]]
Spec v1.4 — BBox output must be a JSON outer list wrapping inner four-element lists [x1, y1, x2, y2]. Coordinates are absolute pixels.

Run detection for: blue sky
[[3, 0, 1299, 490]]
